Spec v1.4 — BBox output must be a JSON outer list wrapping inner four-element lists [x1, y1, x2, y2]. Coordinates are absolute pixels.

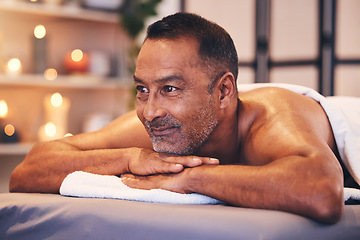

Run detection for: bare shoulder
[[239, 87, 316, 107], [238, 87, 336, 164], [63, 110, 153, 150], [239, 87, 325, 118], [101, 110, 152, 148]]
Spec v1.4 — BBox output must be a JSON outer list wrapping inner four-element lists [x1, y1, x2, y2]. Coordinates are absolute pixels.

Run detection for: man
[[10, 13, 346, 224]]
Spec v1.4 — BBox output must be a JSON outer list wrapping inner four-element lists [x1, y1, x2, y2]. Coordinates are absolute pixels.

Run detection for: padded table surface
[[1, 193, 360, 240]]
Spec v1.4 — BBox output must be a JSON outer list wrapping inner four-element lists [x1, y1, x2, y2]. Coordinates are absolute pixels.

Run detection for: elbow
[[9, 141, 65, 194], [310, 184, 344, 224], [9, 165, 24, 193], [312, 200, 343, 224], [9, 143, 42, 193]]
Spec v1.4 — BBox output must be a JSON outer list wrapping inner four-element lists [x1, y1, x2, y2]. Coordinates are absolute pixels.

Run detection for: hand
[[121, 170, 190, 194], [126, 148, 219, 176]]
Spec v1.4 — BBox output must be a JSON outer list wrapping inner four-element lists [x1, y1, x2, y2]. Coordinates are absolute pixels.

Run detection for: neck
[[195, 100, 240, 165]]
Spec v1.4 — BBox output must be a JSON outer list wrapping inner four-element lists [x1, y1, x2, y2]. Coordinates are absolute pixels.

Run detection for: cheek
[[167, 99, 198, 124], [168, 102, 186, 115], [136, 105, 145, 123]]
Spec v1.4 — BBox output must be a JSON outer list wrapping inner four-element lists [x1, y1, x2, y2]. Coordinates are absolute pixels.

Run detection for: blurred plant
[[119, 0, 162, 72], [118, 0, 162, 108], [120, 0, 162, 39]]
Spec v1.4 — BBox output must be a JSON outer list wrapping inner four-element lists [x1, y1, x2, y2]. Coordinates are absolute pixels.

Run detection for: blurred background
[[0, 0, 359, 192]]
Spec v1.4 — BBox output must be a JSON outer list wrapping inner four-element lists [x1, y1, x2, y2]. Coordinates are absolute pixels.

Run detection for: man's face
[[134, 38, 219, 155]]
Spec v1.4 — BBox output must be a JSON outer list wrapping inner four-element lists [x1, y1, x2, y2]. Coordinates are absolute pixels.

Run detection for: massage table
[[1, 192, 360, 240], [1, 83, 360, 239]]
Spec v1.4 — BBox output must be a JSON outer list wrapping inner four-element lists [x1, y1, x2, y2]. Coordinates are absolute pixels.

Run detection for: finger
[[163, 155, 219, 167], [200, 157, 220, 165], [159, 154, 202, 167], [167, 163, 184, 172], [121, 173, 135, 180], [121, 174, 153, 190], [151, 162, 184, 174]]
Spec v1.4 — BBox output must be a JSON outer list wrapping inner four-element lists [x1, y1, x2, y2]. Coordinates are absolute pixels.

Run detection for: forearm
[[9, 140, 137, 193], [186, 165, 274, 208], [185, 163, 343, 224], [9, 138, 214, 194]]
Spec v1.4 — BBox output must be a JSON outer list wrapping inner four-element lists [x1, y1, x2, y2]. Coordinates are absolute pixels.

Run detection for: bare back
[[236, 87, 338, 166]]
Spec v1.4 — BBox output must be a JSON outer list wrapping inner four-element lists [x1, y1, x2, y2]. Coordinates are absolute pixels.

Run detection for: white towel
[[344, 188, 360, 202], [60, 171, 359, 203], [60, 171, 222, 205]]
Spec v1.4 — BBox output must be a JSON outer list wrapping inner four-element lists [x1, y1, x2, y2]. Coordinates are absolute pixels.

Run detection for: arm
[[122, 140, 343, 224], [187, 155, 343, 224], [9, 111, 218, 193]]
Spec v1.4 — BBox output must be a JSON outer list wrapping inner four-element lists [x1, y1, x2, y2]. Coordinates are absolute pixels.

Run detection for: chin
[[153, 143, 195, 156]]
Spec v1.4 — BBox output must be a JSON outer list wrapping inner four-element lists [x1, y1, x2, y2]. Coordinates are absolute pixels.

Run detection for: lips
[[144, 116, 182, 138], [150, 126, 180, 136]]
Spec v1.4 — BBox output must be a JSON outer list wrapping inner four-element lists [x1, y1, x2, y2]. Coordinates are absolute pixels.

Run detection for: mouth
[[150, 126, 180, 136]]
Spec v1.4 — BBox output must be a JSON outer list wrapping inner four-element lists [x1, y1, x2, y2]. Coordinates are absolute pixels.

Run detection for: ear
[[217, 72, 237, 109]]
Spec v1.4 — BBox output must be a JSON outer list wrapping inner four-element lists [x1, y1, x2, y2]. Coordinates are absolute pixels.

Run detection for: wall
[[0, 3, 132, 193], [186, 0, 360, 96], [186, 0, 256, 84]]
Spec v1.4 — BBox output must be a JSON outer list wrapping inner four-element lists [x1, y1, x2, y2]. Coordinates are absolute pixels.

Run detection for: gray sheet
[[1, 193, 359, 240]]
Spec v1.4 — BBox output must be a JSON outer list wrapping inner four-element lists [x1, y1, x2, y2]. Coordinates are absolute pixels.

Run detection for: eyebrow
[[133, 75, 184, 85]]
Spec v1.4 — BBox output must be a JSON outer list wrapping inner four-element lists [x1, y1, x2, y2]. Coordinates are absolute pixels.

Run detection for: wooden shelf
[[0, 1, 132, 155], [0, 143, 34, 156], [0, 74, 132, 90], [0, 1, 119, 23]]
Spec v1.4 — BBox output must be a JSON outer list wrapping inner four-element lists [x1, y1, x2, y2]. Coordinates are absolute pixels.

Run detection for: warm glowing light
[[0, 100, 8, 118], [30, 0, 38, 2], [44, 68, 58, 81], [4, 124, 15, 137], [7, 58, 22, 72], [64, 133, 73, 137], [44, 122, 56, 137], [71, 49, 84, 62], [34, 25, 46, 39], [50, 93, 63, 107]]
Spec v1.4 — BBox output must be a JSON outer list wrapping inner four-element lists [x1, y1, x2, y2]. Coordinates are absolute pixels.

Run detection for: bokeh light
[[34, 25, 46, 39], [50, 93, 63, 107], [7, 58, 22, 72], [44, 122, 56, 137], [4, 124, 15, 137], [71, 49, 84, 62], [0, 100, 8, 118], [44, 68, 58, 81]]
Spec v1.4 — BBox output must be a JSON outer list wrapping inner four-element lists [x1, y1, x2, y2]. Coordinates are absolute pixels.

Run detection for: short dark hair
[[145, 12, 239, 92]]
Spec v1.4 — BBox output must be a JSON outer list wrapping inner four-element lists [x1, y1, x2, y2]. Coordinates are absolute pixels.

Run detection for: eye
[[136, 86, 149, 94], [162, 85, 179, 93]]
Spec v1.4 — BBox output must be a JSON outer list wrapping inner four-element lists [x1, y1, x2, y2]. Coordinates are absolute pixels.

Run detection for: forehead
[[135, 38, 204, 81]]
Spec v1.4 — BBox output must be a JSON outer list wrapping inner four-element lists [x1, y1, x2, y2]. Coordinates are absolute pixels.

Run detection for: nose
[[142, 96, 166, 122]]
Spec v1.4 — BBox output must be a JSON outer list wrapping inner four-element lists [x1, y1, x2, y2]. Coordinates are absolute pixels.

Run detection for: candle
[[64, 49, 89, 74], [0, 33, 3, 74], [38, 122, 55, 142], [5, 58, 22, 75], [0, 123, 19, 143], [0, 100, 8, 141], [0, 101, 19, 143], [38, 93, 70, 141], [33, 24, 47, 74], [0, 100, 8, 120]]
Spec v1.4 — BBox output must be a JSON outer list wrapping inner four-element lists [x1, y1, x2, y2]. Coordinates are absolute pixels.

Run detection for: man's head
[[145, 12, 238, 92], [134, 13, 238, 156]]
